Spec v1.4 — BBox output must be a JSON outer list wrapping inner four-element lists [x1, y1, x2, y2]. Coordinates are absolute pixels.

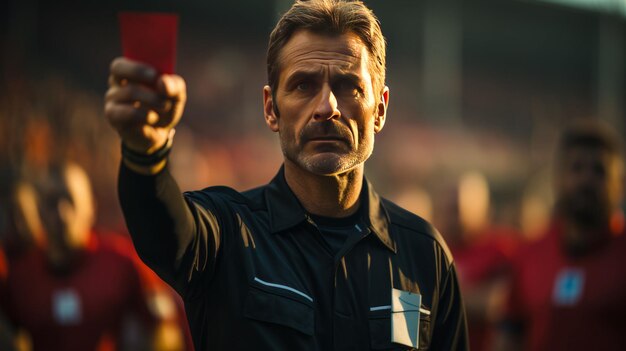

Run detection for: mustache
[[300, 122, 352, 143]]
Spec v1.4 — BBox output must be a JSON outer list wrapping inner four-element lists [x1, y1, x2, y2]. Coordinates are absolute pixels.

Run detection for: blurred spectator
[[0, 170, 41, 351], [0, 170, 43, 256], [0, 162, 192, 351], [435, 171, 520, 351], [495, 119, 626, 351]]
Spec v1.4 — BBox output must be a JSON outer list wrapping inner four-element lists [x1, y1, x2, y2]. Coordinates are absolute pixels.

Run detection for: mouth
[[301, 123, 352, 146], [308, 136, 345, 142], [306, 137, 350, 149]]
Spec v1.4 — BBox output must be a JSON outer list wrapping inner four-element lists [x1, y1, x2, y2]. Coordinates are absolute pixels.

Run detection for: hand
[[105, 57, 186, 154]]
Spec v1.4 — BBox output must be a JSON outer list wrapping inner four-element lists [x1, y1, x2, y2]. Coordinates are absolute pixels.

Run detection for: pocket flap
[[244, 287, 314, 336]]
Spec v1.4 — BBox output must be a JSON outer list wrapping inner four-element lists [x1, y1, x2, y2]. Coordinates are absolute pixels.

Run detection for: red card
[[118, 12, 178, 74]]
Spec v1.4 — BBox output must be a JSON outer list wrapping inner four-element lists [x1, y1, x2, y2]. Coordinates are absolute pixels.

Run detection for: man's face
[[556, 146, 623, 226], [39, 165, 94, 267], [263, 30, 388, 176]]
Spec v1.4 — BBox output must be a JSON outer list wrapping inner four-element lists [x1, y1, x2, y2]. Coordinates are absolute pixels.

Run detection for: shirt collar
[[265, 166, 308, 233], [362, 178, 397, 253], [265, 166, 397, 253]]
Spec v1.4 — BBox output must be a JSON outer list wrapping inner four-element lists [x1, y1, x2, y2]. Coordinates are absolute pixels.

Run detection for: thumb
[[157, 74, 186, 100], [154, 74, 187, 128]]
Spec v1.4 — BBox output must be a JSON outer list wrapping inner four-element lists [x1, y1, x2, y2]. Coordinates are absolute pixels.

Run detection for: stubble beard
[[557, 191, 609, 229], [280, 133, 374, 176]]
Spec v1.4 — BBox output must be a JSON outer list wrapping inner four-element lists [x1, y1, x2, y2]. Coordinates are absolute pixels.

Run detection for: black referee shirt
[[119, 165, 469, 350]]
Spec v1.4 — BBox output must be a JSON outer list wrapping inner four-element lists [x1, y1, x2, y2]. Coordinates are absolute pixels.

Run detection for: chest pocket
[[369, 307, 432, 350], [244, 279, 314, 336]]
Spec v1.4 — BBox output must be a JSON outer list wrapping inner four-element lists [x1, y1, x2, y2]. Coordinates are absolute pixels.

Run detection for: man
[[495, 119, 626, 351], [0, 163, 191, 351], [0, 174, 43, 351], [435, 173, 519, 351], [105, 0, 468, 350]]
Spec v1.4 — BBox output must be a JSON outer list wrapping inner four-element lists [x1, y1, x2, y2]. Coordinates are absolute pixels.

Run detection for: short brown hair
[[557, 119, 623, 162], [267, 0, 387, 97]]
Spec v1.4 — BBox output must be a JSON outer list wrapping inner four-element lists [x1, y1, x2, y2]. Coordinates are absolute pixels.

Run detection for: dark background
[[1, 0, 624, 235]]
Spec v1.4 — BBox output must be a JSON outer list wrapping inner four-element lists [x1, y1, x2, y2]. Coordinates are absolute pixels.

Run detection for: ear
[[374, 86, 389, 133], [263, 86, 279, 132]]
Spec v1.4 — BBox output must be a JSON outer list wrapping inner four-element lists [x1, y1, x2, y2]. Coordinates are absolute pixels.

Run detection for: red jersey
[[504, 222, 626, 351], [0, 234, 155, 351], [451, 228, 519, 351], [453, 229, 519, 287]]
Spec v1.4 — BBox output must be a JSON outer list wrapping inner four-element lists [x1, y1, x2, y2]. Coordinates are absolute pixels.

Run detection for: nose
[[313, 84, 340, 121], [579, 161, 606, 183]]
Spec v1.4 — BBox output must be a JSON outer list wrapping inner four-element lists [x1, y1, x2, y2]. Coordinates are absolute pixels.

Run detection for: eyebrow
[[284, 69, 364, 87], [284, 70, 319, 86], [333, 72, 364, 85]]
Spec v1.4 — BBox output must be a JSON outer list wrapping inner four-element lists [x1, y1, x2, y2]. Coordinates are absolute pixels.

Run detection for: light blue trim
[[254, 277, 313, 302], [370, 305, 392, 311]]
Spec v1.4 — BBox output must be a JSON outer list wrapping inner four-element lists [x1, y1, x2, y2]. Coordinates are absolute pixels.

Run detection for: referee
[[104, 1, 469, 350]]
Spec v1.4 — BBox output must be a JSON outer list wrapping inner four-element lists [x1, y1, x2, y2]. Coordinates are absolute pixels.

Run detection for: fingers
[[104, 57, 187, 152], [109, 57, 157, 86], [104, 101, 163, 152], [104, 100, 154, 129], [105, 68, 187, 127], [105, 82, 171, 113]]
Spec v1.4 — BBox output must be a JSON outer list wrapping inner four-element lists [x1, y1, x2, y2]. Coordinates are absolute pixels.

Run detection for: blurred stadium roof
[[535, 0, 626, 16]]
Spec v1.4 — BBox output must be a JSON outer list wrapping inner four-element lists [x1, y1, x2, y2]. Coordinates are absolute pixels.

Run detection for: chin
[[299, 153, 358, 176], [565, 204, 608, 227]]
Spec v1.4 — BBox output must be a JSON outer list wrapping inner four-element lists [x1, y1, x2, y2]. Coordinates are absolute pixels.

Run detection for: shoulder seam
[[186, 185, 266, 211], [383, 199, 454, 266]]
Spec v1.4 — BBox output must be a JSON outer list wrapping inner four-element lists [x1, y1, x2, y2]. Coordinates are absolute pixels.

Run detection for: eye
[[335, 80, 360, 96], [296, 82, 311, 91]]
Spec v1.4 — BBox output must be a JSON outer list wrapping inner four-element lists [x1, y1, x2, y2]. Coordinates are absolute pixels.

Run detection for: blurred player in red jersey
[[0, 162, 192, 351], [0, 170, 49, 351], [436, 171, 520, 351], [495, 119, 626, 351]]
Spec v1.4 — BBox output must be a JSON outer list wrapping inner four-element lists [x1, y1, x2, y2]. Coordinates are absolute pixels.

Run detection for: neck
[[561, 216, 611, 256], [284, 160, 363, 218], [47, 249, 81, 275]]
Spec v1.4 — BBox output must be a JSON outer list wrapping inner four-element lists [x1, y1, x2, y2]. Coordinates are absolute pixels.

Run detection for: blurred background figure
[[0, 173, 44, 258], [0, 161, 192, 351], [433, 171, 520, 351], [494, 119, 626, 351], [0, 168, 48, 351]]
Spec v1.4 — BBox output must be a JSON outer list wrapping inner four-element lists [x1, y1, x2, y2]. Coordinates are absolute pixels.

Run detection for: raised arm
[[104, 58, 217, 292], [105, 57, 185, 175]]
